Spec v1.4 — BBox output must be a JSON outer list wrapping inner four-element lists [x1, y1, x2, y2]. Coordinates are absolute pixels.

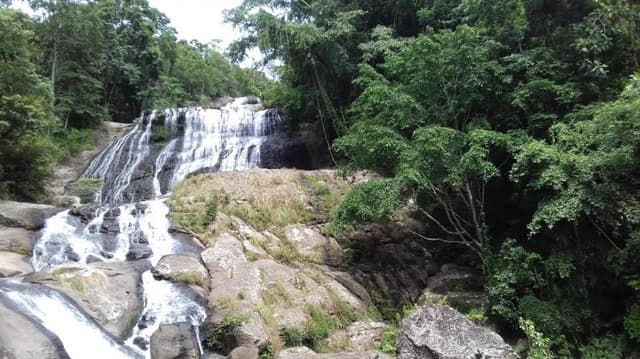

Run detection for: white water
[[2, 98, 285, 358], [1, 283, 139, 359]]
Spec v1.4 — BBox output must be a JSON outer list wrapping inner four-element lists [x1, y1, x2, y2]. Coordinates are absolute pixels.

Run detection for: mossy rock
[[65, 178, 102, 204]]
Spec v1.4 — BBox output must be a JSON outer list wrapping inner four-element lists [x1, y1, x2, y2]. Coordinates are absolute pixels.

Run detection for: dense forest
[[0, 0, 269, 201], [226, 0, 640, 357]]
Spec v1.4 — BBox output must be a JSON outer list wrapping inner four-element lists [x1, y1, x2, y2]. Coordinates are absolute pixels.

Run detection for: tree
[[0, 8, 57, 200]]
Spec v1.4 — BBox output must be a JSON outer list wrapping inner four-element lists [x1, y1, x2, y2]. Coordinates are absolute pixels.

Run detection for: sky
[[147, 0, 242, 46]]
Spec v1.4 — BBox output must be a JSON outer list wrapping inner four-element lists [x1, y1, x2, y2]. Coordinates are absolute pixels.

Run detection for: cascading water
[[2, 97, 286, 358]]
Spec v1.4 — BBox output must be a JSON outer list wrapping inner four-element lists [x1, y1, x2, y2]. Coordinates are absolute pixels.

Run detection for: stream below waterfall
[[0, 98, 286, 358]]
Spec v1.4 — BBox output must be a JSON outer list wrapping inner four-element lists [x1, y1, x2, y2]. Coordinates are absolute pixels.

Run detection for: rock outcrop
[[0, 225, 35, 254], [397, 304, 517, 359], [0, 251, 34, 277], [200, 217, 372, 354], [25, 261, 145, 339], [150, 322, 200, 359], [325, 321, 388, 353], [0, 201, 61, 230], [276, 347, 390, 359], [152, 254, 209, 288]]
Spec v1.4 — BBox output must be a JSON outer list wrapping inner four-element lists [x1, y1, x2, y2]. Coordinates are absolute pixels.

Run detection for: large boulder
[[0, 299, 67, 359], [150, 322, 199, 359], [0, 225, 35, 254], [25, 261, 144, 339], [0, 201, 62, 230], [397, 305, 518, 359], [0, 251, 34, 277], [200, 230, 371, 353], [152, 254, 208, 288], [283, 224, 343, 265]]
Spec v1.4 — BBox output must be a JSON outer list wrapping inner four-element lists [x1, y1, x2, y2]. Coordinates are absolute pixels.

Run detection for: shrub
[[578, 336, 622, 359], [625, 303, 640, 342], [205, 314, 247, 352]]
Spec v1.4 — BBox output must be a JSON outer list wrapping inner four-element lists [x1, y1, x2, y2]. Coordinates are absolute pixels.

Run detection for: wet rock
[[325, 321, 388, 353], [99, 212, 121, 234], [150, 322, 199, 359], [126, 243, 153, 260], [0, 225, 35, 254], [69, 204, 101, 224], [26, 261, 144, 339], [86, 255, 103, 264], [152, 254, 208, 288], [397, 304, 518, 359], [51, 195, 81, 208], [0, 251, 34, 277], [283, 224, 343, 265], [0, 201, 62, 230], [62, 246, 80, 262], [65, 179, 102, 204], [133, 336, 149, 351], [0, 299, 68, 359], [229, 345, 259, 359]]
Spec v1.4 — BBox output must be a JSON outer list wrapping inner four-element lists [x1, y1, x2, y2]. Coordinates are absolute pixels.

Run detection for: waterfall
[[2, 97, 286, 358], [82, 97, 284, 204]]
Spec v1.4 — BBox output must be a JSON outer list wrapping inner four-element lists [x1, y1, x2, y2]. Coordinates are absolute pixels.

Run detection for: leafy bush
[[519, 318, 553, 359], [518, 296, 563, 338], [332, 179, 402, 230], [625, 303, 640, 342], [578, 336, 622, 359], [205, 314, 247, 352]]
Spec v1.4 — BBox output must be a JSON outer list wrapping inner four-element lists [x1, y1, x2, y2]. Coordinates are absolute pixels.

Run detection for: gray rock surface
[[397, 304, 518, 359], [150, 322, 199, 359], [325, 321, 388, 352], [0, 299, 67, 359], [0, 201, 62, 230], [152, 254, 208, 288], [25, 261, 144, 339], [283, 224, 343, 265], [0, 251, 34, 277], [201, 229, 370, 352], [229, 345, 259, 359], [426, 264, 483, 293], [0, 225, 35, 254], [276, 347, 389, 359]]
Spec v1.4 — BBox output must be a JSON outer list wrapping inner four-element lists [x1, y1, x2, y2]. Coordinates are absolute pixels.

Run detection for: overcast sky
[[147, 0, 243, 47]]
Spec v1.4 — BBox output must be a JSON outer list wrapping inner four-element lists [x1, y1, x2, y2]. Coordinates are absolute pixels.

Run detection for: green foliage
[[379, 326, 397, 354], [485, 240, 542, 322], [578, 336, 623, 359], [465, 306, 487, 324], [205, 314, 247, 352], [624, 303, 640, 342], [519, 318, 554, 359], [332, 179, 402, 230], [281, 304, 355, 352], [518, 296, 563, 338]]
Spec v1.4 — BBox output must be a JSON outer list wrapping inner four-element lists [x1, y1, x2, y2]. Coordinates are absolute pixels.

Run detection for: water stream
[[1, 98, 285, 358]]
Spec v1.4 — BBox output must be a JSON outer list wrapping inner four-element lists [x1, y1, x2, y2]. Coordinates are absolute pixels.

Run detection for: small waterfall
[[2, 97, 288, 358]]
